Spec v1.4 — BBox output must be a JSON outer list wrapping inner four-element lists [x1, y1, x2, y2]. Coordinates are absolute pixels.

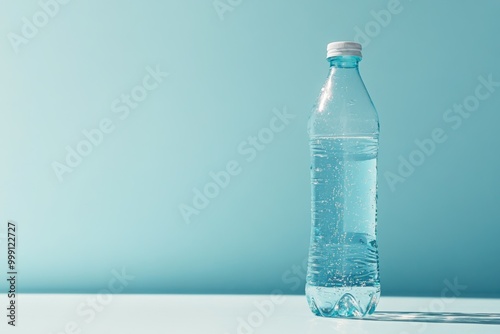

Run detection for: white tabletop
[[3, 294, 500, 333]]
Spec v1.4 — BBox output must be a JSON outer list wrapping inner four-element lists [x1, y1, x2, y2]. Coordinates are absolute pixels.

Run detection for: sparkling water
[[306, 136, 380, 317]]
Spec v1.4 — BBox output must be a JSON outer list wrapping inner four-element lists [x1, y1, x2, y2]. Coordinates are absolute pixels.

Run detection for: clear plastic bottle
[[306, 41, 380, 318]]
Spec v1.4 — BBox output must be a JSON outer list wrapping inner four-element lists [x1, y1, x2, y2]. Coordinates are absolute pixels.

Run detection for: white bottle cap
[[326, 41, 362, 58]]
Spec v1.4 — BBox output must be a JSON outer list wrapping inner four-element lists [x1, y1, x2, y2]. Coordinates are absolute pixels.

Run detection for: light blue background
[[0, 0, 499, 297]]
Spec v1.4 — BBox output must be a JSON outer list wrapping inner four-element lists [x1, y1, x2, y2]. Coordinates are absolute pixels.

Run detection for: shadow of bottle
[[361, 311, 500, 325]]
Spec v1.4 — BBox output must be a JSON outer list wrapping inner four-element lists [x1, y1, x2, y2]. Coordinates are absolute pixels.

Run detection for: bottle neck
[[328, 55, 361, 69], [317, 55, 366, 113]]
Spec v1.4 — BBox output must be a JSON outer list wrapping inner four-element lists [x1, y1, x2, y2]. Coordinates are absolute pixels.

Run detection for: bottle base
[[306, 285, 380, 318]]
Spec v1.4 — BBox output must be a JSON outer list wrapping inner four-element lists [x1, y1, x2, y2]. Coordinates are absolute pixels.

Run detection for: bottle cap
[[327, 41, 362, 58]]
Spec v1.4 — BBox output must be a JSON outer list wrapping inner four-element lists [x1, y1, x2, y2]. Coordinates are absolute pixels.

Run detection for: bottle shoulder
[[309, 100, 379, 136], [309, 70, 379, 136]]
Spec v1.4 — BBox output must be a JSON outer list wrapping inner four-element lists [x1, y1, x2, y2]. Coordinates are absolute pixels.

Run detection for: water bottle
[[306, 41, 380, 318]]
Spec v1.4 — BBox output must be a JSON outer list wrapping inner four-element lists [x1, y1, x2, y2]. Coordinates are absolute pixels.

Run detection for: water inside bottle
[[306, 136, 380, 317]]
